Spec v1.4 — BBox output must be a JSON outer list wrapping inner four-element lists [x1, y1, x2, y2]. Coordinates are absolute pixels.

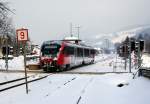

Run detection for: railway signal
[[2, 46, 9, 55], [134, 40, 144, 69], [135, 42, 139, 53], [139, 40, 144, 52], [131, 41, 135, 52], [10, 47, 13, 55]]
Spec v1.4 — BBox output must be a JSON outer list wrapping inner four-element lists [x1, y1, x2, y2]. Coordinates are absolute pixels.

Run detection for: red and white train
[[40, 40, 97, 72]]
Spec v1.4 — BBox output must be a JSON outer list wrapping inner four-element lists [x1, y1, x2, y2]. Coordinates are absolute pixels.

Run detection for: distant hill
[[111, 25, 150, 43], [81, 25, 150, 50]]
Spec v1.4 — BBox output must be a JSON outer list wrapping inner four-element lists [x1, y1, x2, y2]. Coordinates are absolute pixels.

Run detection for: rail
[[0, 75, 48, 92]]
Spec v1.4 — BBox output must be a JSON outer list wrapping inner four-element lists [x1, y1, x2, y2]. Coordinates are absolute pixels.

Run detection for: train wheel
[[57, 66, 63, 72], [82, 61, 85, 65], [56, 68, 60, 72], [91, 60, 94, 64], [65, 64, 70, 70]]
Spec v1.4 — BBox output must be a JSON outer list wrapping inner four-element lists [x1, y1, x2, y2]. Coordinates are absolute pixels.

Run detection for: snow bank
[[0, 55, 39, 70], [141, 53, 150, 68]]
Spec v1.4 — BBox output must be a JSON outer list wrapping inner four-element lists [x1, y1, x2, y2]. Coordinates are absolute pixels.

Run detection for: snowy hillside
[[111, 26, 150, 43]]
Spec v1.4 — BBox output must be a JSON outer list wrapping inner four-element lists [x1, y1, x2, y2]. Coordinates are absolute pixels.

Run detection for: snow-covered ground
[[0, 56, 24, 70], [0, 73, 25, 82], [0, 54, 150, 104], [68, 53, 137, 73], [141, 53, 150, 68], [0, 55, 39, 70], [0, 73, 150, 104]]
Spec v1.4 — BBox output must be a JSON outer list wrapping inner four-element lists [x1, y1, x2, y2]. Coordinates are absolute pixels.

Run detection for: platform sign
[[16, 28, 28, 42], [16, 28, 29, 94]]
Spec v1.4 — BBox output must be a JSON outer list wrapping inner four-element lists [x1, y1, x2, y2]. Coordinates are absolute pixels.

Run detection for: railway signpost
[[16, 28, 29, 94]]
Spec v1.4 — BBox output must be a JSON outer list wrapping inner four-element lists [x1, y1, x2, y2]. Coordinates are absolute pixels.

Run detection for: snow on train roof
[[43, 40, 62, 44], [63, 36, 81, 41]]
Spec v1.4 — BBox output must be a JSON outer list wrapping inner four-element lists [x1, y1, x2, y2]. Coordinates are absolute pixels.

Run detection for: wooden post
[[23, 42, 28, 94]]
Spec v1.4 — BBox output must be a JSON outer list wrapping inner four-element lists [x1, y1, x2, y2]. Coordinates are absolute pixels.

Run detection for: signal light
[[20, 48, 23, 54], [2, 46, 10, 55], [131, 41, 135, 52], [135, 42, 139, 53], [139, 40, 144, 51], [10, 47, 13, 55]]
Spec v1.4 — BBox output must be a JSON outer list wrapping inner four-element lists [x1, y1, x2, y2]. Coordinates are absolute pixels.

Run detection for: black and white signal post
[[16, 28, 29, 94]]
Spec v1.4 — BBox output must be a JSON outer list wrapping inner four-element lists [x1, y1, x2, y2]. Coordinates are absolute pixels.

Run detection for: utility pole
[[70, 23, 73, 37], [75, 26, 80, 39], [137, 42, 141, 68], [5, 35, 8, 71], [129, 39, 131, 73], [135, 41, 141, 69], [106, 39, 109, 49], [124, 44, 127, 71]]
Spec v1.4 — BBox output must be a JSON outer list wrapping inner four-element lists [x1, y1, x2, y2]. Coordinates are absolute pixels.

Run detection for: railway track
[[0, 75, 48, 92], [61, 71, 129, 75], [0, 69, 45, 73], [0, 69, 129, 75]]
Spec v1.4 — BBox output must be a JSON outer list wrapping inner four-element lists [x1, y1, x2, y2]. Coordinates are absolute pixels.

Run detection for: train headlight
[[41, 57, 45, 60], [54, 57, 57, 61]]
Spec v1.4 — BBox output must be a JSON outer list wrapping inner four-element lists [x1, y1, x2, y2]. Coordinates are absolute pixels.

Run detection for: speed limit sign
[[17, 28, 28, 42]]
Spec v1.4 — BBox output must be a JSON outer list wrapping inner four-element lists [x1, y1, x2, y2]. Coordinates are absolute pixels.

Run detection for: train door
[[74, 47, 77, 66], [69, 46, 75, 67], [83, 48, 85, 64]]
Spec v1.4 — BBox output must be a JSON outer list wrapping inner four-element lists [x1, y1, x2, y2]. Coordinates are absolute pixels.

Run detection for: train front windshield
[[41, 44, 61, 57]]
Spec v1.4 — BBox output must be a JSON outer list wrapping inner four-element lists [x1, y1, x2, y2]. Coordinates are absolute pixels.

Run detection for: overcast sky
[[6, 0, 150, 44]]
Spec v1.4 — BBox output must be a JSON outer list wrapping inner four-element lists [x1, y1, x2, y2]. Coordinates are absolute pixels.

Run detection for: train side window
[[70, 47, 74, 55], [63, 46, 74, 55], [91, 49, 95, 54], [84, 49, 89, 57], [78, 48, 83, 57], [77, 48, 79, 57]]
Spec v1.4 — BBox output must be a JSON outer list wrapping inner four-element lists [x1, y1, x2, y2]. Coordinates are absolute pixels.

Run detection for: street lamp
[[2, 34, 9, 71]]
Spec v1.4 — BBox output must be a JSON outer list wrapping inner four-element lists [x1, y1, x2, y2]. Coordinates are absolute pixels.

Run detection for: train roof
[[41, 40, 95, 50]]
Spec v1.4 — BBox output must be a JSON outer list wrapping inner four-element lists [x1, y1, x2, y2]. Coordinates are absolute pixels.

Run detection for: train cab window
[[41, 44, 61, 57]]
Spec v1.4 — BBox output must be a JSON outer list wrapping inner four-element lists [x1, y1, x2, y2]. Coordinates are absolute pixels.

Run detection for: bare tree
[[0, 2, 15, 47]]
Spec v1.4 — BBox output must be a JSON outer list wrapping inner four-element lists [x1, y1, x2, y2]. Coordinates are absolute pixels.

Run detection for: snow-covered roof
[[63, 36, 81, 41]]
